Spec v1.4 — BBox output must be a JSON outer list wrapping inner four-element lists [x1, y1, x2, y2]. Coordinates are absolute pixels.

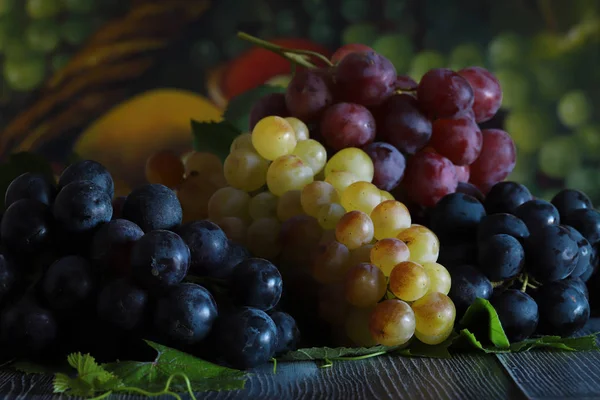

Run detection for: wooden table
[[2, 320, 600, 400]]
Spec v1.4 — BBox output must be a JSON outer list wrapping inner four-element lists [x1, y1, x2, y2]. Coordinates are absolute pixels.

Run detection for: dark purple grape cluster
[[429, 183, 597, 341], [0, 160, 299, 369]]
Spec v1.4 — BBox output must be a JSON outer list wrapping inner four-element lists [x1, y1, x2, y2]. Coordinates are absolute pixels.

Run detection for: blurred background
[[0, 0, 598, 200]]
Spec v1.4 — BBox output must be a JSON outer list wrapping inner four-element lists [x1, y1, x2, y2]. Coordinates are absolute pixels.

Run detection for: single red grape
[[469, 129, 516, 194], [331, 44, 373, 64], [394, 75, 418, 91], [458, 67, 502, 123], [335, 51, 397, 107], [402, 151, 458, 208], [285, 69, 334, 122], [374, 94, 432, 155], [429, 116, 483, 165], [417, 68, 474, 119], [455, 182, 485, 203], [320, 103, 376, 150], [455, 165, 470, 183], [363, 142, 406, 191], [249, 93, 290, 130]]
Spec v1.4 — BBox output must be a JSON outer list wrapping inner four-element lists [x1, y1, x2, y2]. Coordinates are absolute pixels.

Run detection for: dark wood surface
[[2, 320, 600, 399]]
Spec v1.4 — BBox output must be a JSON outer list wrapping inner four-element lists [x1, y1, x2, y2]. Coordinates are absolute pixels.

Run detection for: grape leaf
[[459, 297, 510, 349], [11, 360, 70, 375], [509, 334, 600, 352], [278, 345, 399, 361], [102, 340, 246, 393], [0, 152, 55, 209], [191, 120, 241, 162], [223, 84, 286, 132], [53, 353, 122, 397], [397, 333, 458, 359]]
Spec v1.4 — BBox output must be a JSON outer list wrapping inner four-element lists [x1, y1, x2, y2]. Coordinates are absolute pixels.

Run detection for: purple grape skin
[[363, 142, 406, 191], [319, 102, 376, 150], [249, 93, 290, 130], [285, 69, 333, 122]]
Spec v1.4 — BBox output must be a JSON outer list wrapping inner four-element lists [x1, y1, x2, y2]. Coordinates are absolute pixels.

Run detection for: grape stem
[[520, 274, 529, 292], [271, 358, 278, 374], [237, 32, 334, 68]]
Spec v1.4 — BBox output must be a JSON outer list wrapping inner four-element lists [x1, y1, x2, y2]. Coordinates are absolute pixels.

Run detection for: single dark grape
[[478, 234, 525, 281], [563, 208, 600, 246], [491, 289, 538, 342], [514, 199, 560, 232], [0, 253, 16, 305], [375, 93, 432, 155], [271, 311, 300, 353], [249, 93, 290, 130], [5, 172, 56, 208], [477, 213, 530, 244], [319, 102, 376, 150], [0, 300, 58, 357], [221, 241, 251, 280], [97, 279, 148, 331], [131, 230, 190, 290], [455, 165, 470, 183], [535, 279, 590, 337], [417, 68, 474, 119], [177, 220, 229, 277], [41, 255, 95, 315], [525, 225, 579, 283], [551, 189, 593, 221], [429, 193, 486, 239], [1, 199, 52, 254], [91, 219, 144, 277], [330, 44, 373, 64], [565, 277, 589, 300], [154, 283, 218, 345], [122, 184, 182, 232], [285, 69, 333, 122], [437, 240, 477, 268], [484, 181, 532, 215], [58, 159, 114, 198], [111, 196, 126, 220], [53, 180, 113, 233], [402, 151, 458, 208], [429, 116, 483, 165], [469, 129, 516, 194], [230, 258, 283, 311], [458, 67, 503, 123], [213, 307, 278, 369], [363, 142, 406, 191], [448, 264, 493, 317], [334, 51, 396, 107], [563, 225, 592, 278], [455, 182, 485, 203], [394, 75, 418, 91]]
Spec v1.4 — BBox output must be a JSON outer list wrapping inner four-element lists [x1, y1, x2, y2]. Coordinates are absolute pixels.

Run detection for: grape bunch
[[247, 41, 515, 209], [427, 182, 598, 341], [0, 159, 300, 369]]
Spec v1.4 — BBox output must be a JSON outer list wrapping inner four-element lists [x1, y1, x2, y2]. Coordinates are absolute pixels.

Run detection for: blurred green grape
[[224, 35, 250, 59], [26, 19, 60, 53], [275, 9, 298, 36], [408, 50, 445, 81], [504, 107, 555, 154], [575, 124, 600, 161], [448, 43, 485, 70], [0, 77, 11, 105], [51, 52, 71, 71], [303, 0, 326, 14], [26, 0, 62, 19], [308, 22, 336, 46], [507, 151, 536, 186], [494, 68, 534, 110], [488, 32, 527, 67], [342, 23, 378, 46], [340, 0, 370, 23], [0, 0, 15, 17], [372, 34, 413, 74], [4, 54, 45, 91], [566, 168, 600, 203], [63, 0, 96, 14], [4, 38, 38, 62], [529, 32, 563, 61], [383, 0, 407, 21], [189, 40, 220, 68], [61, 17, 94, 45], [531, 61, 573, 102], [538, 135, 582, 179], [0, 16, 24, 53], [312, 7, 333, 23], [557, 90, 592, 129]]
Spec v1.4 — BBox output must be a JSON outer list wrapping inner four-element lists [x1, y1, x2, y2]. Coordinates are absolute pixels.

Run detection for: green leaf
[[278, 345, 399, 361], [509, 333, 600, 352], [223, 84, 286, 132], [52, 353, 122, 397], [191, 120, 241, 162], [452, 329, 511, 353], [0, 152, 55, 209], [103, 340, 246, 393], [11, 360, 70, 375], [397, 333, 458, 359], [459, 297, 510, 349]]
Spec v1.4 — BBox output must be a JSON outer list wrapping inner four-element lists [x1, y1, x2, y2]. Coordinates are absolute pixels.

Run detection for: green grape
[[529, 32, 562, 60], [449, 43, 485, 70], [0, 0, 15, 17], [575, 125, 600, 161], [308, 22, 336, 46], [342, 23, 378, 46], [408, 50, 445, 81], [487, 32, 527, 67], [372, 34, 413, 74], [566, 168, 600, 204], [494, 68, 534, 110], [275, 9, 298, 36], [26, 19, 60, 53], [340, 0, 370, 22], [63, 0, 96, 14], [504, 107, 555, 154], [4, 54, 45, 91], [26, 0, 62, 19], [531, 61, 573, 102], [51, 52, 71, 71], [557, 90, 592, 129], [538, 135, 582, 179], [61, 17, 94, 45], [0, 17, 24, 53], [383, 0, 407, 21], [189, 40, 220, 68]]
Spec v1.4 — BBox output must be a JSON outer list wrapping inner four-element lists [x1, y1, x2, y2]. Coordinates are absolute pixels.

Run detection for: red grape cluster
[[249, 43, 515, 208]]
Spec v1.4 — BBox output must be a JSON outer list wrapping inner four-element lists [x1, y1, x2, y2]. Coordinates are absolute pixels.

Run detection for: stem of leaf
[[319, 358, 333, 368], [271, 358, 277, 374], [89, 391, 113, 400], [115, 373, 197, 400], [332, 351, 389, 361]]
